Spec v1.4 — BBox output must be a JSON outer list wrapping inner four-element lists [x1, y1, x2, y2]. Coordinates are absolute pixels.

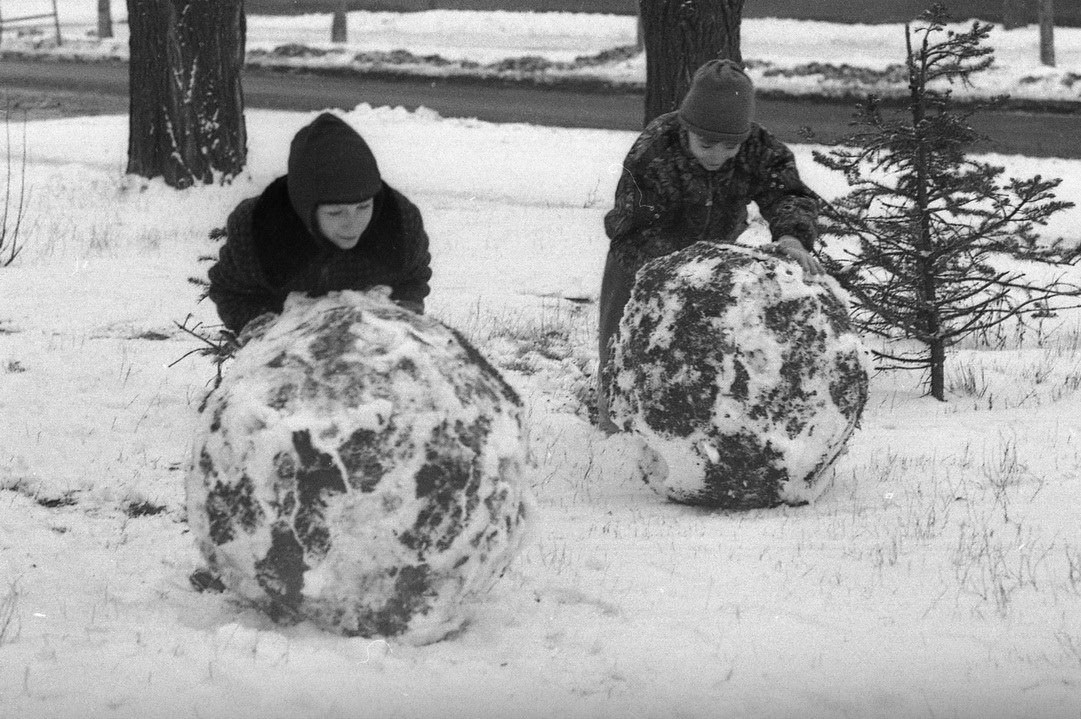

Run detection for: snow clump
[[186, 290, 533, 644], [607, 243, 870, 509]]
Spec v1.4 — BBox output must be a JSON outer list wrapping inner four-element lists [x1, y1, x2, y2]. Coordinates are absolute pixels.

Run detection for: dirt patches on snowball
[[186, 290, 532, 644], [608, 243, 870, 509]]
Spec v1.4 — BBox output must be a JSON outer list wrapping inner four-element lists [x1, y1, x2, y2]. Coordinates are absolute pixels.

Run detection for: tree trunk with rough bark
[[98, 0, 113, 39], [126, 0, 247, 189], [640, 0, 744, 127]]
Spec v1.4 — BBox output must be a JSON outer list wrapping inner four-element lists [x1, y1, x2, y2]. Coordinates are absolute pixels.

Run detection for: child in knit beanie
[[680, 59, 756, 145], [595, 58, 823, 435], [207, 112, 432, 338]]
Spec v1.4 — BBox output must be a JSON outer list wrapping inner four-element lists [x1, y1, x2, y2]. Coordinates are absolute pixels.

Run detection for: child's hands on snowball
[[769, 235, 824, 277]]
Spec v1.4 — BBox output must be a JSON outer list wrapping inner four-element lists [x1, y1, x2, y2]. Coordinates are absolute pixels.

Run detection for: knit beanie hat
[[287, 112, 382, 234], [678, 59, 756, 145]]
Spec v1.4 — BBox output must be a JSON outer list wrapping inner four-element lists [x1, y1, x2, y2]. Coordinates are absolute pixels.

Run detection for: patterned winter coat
[[604, 112, 820, 272], [207, 176, 432, 335]]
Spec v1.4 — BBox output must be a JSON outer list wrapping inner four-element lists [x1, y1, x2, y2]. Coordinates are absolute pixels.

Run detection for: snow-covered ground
[[0, 1, 1079, 102], [1, 101, 1080, 718]]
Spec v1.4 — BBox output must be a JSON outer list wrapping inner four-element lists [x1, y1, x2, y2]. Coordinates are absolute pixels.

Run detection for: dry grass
[[0, 580, 21, 646]]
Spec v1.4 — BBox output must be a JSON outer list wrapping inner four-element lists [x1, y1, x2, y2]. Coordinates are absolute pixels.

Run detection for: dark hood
[[286, 112, 382, 235]]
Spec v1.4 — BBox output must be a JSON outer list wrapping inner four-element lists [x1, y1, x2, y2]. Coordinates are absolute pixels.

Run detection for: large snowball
[[186, 290, 532, 644], [607, 243, 869, 509]]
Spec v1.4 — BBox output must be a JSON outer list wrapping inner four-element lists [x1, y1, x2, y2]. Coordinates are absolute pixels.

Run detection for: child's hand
[[770, 236, 824, 277], [394, 299, 424, 315]]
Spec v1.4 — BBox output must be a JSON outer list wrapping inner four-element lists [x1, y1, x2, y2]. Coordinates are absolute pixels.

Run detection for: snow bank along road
[[1, 59, 1079, 159]]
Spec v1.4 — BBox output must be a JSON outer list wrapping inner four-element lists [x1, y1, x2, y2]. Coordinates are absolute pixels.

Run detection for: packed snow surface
[[0, 100, 1078, 719]]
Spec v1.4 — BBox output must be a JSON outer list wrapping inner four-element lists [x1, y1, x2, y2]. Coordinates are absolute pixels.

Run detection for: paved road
[[1, 59, 1079, 158]]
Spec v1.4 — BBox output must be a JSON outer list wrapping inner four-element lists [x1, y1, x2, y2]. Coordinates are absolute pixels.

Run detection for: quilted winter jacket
[[207, 176, 432, 335], [604, 112, 820, 272]]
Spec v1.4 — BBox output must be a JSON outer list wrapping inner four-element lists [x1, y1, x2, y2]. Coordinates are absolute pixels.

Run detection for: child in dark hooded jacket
[[208, 112, 432, 337], [191, 112, 433, 594]]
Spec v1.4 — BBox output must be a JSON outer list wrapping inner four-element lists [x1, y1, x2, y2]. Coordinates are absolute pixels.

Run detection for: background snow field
[[1, 2, 1079, 102], [0, 102, 1080, 718]]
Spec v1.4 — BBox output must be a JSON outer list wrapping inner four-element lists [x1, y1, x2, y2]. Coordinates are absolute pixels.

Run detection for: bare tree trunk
[[331, 1, 348, 43], [51, 0, 61, 45], [640, 0, 744, 127], [1038, 0, 1055, 66], [126, 0, 247, 189], [98, 0, 114, 38], [1002, 0, 1029, 29], [635, 12, 643, 52]]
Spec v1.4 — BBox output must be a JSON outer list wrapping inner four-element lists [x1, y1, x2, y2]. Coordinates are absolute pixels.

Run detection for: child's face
[[315, 200, 375, 250], [688, 132, 742, 171]]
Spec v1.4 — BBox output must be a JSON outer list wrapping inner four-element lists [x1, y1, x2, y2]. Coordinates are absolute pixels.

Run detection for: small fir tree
[[814, 4, 1079, 400]]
